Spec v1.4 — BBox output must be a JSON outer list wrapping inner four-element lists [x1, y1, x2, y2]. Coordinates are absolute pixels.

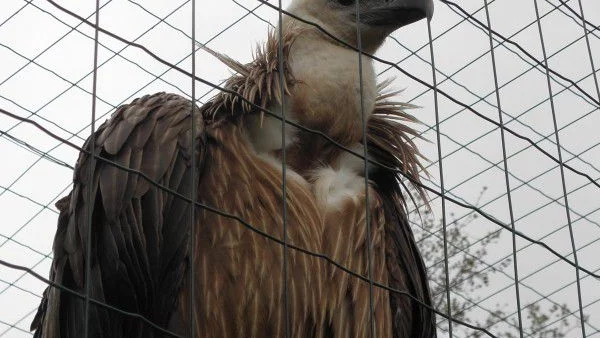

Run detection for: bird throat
[[250, 29, 378, 174], [201, 23, 385, 177]]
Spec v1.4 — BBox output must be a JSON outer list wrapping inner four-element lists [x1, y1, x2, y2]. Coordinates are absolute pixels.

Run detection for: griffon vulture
[[31, 0, 436, 337]]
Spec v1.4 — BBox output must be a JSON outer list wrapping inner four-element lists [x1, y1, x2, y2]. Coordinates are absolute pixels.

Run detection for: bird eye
[[337, 0, 355, 6]]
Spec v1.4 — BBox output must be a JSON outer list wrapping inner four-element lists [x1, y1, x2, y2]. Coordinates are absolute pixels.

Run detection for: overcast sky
[[0, 0, 599, 337]]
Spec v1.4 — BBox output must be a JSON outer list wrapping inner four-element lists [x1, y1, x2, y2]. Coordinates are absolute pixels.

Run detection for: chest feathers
[[192, 22, 426, 337]]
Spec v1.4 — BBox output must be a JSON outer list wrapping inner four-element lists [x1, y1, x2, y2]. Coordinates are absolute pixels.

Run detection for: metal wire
[[6, 44, 599, 287], [459, 232, 600, 335], [0, 0, 187, 145], [427, 159, 599, 281], [1, 23, 600, 332], [9, 73, 593, 292], [0, 0, 111, 90], [0, 254, 49, 300], [1, 0, 599, 336], [0, 184, 70, 254], [408, 3, 600, 145], [83, 0, 101, 336], [0, 258, 186, 338], [574, 0, 600, 103], [255, 1, 600, 194], [354, 1, 376, 336], [411, 212, 600, 335], [0, 1, 269, 276], [558, 0, 600, 33], [0, 308, 37, 337], [0, 106, 499, 338], [0, 3, 264, 316], [5, 94, 592, 330], [1, 0, 264, 209], [532, 0, 587, 335], [276, 0, 291, 336], [403, 17, 600, 260], [188, 0, 197, 336], [427, 17, 454, 338], [32, 1, 600, 282], [48, 0, 600, 206], [440, 0, 599, 108], [411, 81, 600, 257], [482, 2, 524, 335], [0, 63, 596, 338]]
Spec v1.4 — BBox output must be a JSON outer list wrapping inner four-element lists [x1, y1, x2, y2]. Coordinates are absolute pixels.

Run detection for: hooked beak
[[358, 0, 434, 27]]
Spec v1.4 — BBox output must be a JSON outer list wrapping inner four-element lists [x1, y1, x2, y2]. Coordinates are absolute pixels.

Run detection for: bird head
[[287, 0, 434, 52]]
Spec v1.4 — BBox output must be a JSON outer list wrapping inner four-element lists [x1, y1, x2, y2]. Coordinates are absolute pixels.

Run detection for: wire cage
[[0, 0, 598, 337]]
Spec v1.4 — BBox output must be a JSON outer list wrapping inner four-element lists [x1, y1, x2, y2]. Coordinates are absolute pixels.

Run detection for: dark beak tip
[[411, 0, 435, 23], [359, 0, 434, 27], [399, 8, 429, 26]]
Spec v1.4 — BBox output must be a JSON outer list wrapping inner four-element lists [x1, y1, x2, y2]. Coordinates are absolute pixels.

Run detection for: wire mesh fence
[[0, 0, 598, 337]]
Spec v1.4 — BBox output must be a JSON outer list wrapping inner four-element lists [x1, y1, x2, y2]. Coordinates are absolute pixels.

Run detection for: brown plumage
[[32, 0, 436, 337]]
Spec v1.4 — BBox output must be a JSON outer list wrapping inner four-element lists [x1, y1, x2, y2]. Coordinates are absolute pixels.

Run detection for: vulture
[[31, 0, 436, 337]]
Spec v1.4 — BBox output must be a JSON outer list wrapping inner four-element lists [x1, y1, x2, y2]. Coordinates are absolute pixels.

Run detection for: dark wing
[[31, 93, 205, 338], [367, 90, 436, 338], [375, 170, 437, 338]]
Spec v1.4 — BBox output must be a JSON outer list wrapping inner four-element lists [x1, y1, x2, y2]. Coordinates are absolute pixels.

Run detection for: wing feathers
[[32, 92, 205, 338]]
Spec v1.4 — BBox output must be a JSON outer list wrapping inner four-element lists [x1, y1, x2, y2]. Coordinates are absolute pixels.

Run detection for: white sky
[[0, 0, 599, 337]]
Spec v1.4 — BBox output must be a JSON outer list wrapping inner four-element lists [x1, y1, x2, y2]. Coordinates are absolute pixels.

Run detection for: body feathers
[[32, 1, 436, 336]]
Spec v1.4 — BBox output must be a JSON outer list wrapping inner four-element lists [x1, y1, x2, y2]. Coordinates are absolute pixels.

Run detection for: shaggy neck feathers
[[200, 24, 426, 203]]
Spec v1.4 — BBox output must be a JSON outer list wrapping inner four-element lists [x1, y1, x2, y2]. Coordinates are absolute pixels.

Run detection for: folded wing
[[31, 92, 205, 338]]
